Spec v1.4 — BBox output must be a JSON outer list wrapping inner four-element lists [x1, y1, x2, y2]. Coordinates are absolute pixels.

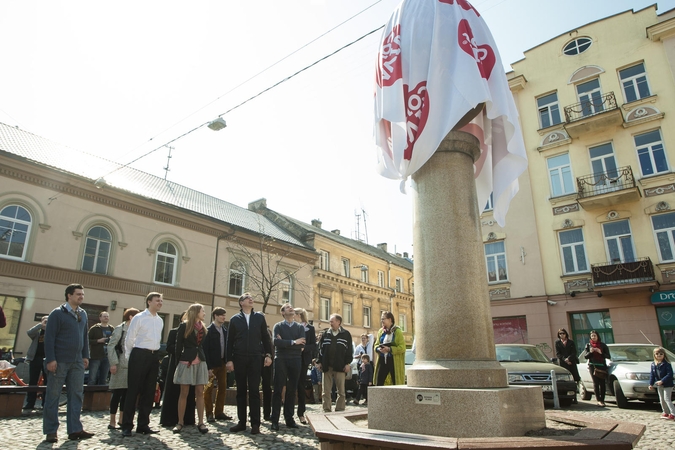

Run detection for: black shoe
[[251, 425, 260, 435], [230, 423, 246, 432], [263, 415, 271, 421], [215, 413, 233, 421], [136, 427, 159, 435], [122, 429, 132, 437], [270, 423, 280, 431], [286, 422, 299, 429], [68, 430, 94, 440], [45, 434, 57, 443], [207, 415, 215, 423]]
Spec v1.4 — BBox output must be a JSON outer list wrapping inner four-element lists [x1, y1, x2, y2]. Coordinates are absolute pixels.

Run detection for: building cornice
[[315, 270, 412, 300], [647, 17, 675, 41]]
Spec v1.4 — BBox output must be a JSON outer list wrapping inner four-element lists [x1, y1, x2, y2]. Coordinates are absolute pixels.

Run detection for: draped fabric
[[374, 0, 527, 226]]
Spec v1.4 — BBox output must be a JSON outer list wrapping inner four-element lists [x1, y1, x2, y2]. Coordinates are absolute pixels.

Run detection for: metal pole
[[550, 369, 560, 409]]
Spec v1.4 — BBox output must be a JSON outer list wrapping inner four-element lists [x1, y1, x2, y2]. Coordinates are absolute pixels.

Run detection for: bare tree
[[226, 219, 313, 313]]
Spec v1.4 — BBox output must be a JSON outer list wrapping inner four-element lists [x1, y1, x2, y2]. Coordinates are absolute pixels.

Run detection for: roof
[[268, 210, 413, 270], [0, 122, 310, 249]]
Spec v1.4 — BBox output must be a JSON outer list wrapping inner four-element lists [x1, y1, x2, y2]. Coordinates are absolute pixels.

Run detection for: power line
[[99, 25, 386, 180]]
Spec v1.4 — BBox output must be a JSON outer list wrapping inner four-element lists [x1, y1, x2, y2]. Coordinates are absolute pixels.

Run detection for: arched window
[[228, 261, 245, 297], [280, 273, 293, 302], [563, 37, 592, 56], [155, 242, 177, 285], [0, 205, 32, 260], [82, 226, 112, 274]]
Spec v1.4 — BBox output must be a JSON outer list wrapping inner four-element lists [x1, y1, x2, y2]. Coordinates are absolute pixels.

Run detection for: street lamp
[[208, 118, 227, 131]]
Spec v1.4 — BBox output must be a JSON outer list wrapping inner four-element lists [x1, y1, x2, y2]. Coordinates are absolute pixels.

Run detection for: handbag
[[593, 366, 608, 379], [114, 330, 125, 355]]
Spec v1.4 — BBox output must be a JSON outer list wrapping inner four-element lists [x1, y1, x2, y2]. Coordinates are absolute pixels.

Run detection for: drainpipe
[[212, 230, 235, 312]]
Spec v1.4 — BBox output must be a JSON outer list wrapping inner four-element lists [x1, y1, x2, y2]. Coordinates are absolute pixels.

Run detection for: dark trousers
[[25, 357, 46, 408], [122, 348, 159, 430], [110, 388, 127, 415], [589, 366, 606, 402], [376, 356, 395, 385], [297, 362, 308, 416], [261, 359, 272, 418], [355, 383, 368, 402], [234, 355, 263, 426], [271, 358, 301, 425]]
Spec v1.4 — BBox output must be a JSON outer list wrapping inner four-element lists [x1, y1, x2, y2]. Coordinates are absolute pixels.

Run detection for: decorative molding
[[146, 248, 156, 255], [553, 203, 579, 216], [623, 105, 664, 128], [481, 219, 496, 227], [549, 193, 578, 206], [621, 95, 658, 111], [562, 219, 574, 229], [487, 232, 497, 241], [38, 223, 51, 233], [118, 242, 128, 250], [317, 282, 337, 292], [656, 201, 671, 211], [537, 130, 572, 151], [645, 184, 675, 197], [568, 65, 605, 85], [508, 74, 527, 92], [0, 258, 212, 304], [563, 278, 593, 294], [72, 231, 83, 240], [341, 288, 357, 297], [489, 287, 511, 300], [181, 256, 191, 263], [607, 211, 619, 220], [638, 172, 675, 188]]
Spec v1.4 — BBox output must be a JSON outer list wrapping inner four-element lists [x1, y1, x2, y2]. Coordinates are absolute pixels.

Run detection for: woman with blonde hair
[[173, 304, 210, 434], [649, 346, 675, 420]]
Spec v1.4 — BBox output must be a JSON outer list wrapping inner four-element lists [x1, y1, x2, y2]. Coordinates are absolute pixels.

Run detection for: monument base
[[367, 385, 546, 438]]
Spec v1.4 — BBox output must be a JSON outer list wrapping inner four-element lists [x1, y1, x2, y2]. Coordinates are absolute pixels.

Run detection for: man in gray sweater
[[270, 303, 305, 431], [43, 283, 94, 443]]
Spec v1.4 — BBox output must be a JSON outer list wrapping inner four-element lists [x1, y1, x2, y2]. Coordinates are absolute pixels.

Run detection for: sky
[[1, 0, 674, 258]]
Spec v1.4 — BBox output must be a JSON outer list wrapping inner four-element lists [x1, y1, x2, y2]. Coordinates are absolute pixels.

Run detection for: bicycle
[[0, 360, 67, 407]]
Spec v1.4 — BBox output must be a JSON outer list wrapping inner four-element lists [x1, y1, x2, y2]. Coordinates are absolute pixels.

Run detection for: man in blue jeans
[[43, 283, 94, 443]]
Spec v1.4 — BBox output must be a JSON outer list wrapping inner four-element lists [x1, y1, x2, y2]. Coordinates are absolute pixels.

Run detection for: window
[[360, 265, 369, 283], [398, 313, 407, 332], [559, 228, 588, 274], [0, 295, 25, 350], [635, 130, 669, 177], [363, 306, 371, 328], [484, 192, 494, 212], [0, 205, 31, 260], [619, 63, 650, 103], [343, 303, 353, 325], [547, 153, 575, 197], [652, 212, 675, 262], [228, 261, 245, 296], [485, 241, 508, 283], [537, 92, 561, 128], [603, 220, 636, 264], [320, 297, 331, 321], [589, 143, 620, 193], [320, 250, 330, 271], [280, 274, 292, 302], [570, 311, 613, 348], [154, 242, 177, 285], [81, 226, 112, 274], [563, 37, 592, 55], [341, 258, 350, 277], [395, 277, 404, 293], [377, 270, 385, 287], [576, 78, 603, 117]]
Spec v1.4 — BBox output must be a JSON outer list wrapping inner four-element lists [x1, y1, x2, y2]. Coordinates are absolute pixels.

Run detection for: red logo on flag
[[458, 19, 495, 79], [403, 81, 429, 160], [438, 0, 480, 16], [376, 25, 402, 88]]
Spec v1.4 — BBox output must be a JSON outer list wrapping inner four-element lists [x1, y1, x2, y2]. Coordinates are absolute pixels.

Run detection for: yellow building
[[250, 200, 414, 347], [0, 122, 315, 356], [496, 5, 675, 352]]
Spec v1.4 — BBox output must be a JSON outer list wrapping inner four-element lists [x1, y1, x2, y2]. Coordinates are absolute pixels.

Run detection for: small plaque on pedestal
[[415, 392, 441, 404]]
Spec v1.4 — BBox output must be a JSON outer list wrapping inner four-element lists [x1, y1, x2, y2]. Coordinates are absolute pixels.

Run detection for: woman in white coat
[[107, 308, 139, 429]]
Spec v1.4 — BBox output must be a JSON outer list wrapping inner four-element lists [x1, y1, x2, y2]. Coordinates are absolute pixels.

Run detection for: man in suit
[[203, 307, 233, 423], [226, 293, 273, 435], [269, 303, 305, 431]]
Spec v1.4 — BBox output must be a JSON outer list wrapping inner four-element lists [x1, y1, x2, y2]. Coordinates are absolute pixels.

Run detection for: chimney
[[377, 243, 388, 252], [403, 252, 409, 258], [248, 198, 267, 211], [311, 219, 322, 229], [331, 229, 341, 235]]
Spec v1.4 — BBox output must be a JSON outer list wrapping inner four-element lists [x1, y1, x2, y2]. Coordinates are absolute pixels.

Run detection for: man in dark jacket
[[270, 303, 305, 431], [315, 314, 353, 412], [203, 307, 232, 422], [225, 293, 272, 435]]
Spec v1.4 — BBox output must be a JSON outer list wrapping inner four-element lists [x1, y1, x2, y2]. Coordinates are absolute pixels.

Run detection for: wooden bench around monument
[[0, 385, 112, 417]]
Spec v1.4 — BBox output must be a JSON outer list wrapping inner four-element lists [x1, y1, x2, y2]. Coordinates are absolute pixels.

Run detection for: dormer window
[[563, 37, 592, 56]]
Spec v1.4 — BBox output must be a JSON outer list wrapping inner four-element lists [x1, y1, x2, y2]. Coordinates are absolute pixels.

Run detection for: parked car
[[496, 344, 577, 407], [576, 343, 675, 408], [404, 349, 416, 384]]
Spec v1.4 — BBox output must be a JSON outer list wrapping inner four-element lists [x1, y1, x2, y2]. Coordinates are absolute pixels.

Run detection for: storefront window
[[492, 316, 528, 344], [570, 311, 614, 349], [656, 306, 675, 354], [0, 295, 25, 354]]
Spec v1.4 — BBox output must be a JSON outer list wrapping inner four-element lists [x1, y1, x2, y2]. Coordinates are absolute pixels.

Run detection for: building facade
[[494, 6, 675, 354]]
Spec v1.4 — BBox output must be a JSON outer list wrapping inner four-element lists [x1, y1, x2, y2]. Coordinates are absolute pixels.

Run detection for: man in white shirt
[[353, 334, 373, 361], [121, 292, 164, 437]]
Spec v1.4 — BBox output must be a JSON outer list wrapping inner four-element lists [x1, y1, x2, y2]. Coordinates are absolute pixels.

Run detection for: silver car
[[576, 344, 675, 408]]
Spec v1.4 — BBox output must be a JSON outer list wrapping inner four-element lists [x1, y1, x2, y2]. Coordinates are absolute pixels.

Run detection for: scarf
[[588, 339, 604, 364]]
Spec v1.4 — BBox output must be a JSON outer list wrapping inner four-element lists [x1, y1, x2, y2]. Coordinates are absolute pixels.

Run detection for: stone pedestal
[[368, 131, 545, 438]]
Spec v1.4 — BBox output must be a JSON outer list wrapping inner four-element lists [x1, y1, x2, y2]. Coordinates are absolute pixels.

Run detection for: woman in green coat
[[374, 311, 406, 385]]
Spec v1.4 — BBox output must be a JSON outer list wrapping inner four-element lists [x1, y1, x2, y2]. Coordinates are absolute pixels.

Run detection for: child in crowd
[[354, 354, 373, 405], [649, 346, 675, 420], [310, 359, 322, 404]]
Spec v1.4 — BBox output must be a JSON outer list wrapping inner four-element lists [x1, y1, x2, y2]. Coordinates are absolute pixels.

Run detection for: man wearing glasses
[[43, 283, 94, 443], [203, 306, 233, 423]]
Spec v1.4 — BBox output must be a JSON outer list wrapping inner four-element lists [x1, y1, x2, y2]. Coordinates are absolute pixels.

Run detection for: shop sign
[[651, 290, 675, 305]]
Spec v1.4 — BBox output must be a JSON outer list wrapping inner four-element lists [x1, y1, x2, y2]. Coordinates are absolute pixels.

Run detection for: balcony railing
[[591, 257, 655, 287], [577, 166, 636, 199], [564, 92, 618, 123]]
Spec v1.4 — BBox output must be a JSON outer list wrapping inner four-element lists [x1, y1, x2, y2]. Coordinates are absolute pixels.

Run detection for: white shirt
[[124, 309, 164, 359], [354, 341, 373, 361], [244, 312, 251, 326]]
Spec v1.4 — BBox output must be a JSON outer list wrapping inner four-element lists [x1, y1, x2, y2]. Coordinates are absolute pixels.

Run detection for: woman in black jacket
[[583, 330, 610, 407], [555, 328, 581, 403], [173, 304, 209, 434], [159, 326, 196, 428]]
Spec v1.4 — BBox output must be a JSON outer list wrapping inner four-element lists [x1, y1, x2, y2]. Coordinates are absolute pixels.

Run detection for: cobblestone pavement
[[1, 397, 671, 449]]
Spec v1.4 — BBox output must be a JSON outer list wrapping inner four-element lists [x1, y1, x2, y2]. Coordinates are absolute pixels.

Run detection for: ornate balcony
[[591, 257, 657, 290], [576, 166, 641, 210], [564, 92, 623, 138]]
